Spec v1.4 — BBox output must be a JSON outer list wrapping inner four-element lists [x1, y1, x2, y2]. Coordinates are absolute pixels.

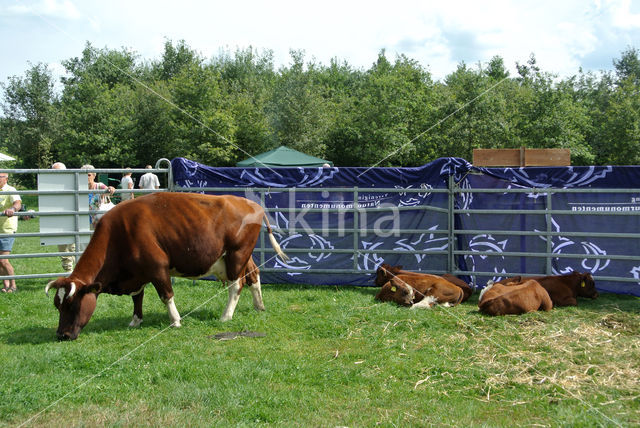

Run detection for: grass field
[[0, 213, 639, 427]]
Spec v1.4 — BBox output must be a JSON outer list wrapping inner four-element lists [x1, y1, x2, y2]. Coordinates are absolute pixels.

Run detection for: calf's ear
[[86, 282, 103, 294]]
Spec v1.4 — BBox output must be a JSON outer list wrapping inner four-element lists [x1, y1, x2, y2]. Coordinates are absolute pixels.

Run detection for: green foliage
[[1, 63, 58, 177], [1, 43, 640, 168]]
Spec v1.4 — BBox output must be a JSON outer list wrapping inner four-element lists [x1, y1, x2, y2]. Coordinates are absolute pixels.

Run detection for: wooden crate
[[473, 148, 570, 167]]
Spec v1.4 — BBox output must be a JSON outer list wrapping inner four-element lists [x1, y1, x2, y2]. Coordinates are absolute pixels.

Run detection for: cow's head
[[375, 263, 402, 287], [45, 278, 102, 341], [577, 273, 598, 299], [375, 279, 414, 306]]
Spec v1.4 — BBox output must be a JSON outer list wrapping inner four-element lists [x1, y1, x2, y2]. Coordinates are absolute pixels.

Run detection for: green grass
[[0, 212, 639, 426]]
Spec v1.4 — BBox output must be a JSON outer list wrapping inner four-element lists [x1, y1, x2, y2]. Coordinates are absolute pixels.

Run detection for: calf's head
[[577, 273, 598, 299], [375, 280, 414, 306], [45, 278, 102, 341], [375, 263, 402, 287]]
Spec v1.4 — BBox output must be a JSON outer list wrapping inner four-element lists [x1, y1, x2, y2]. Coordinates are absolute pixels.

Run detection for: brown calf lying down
[[478, 280, 553, 316], [375, 265, 464, 308], [374, 263, 473, 302], [495, 271, 598, 306]]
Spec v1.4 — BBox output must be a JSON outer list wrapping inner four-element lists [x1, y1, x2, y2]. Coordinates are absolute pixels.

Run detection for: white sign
[[38, 172, 91, 246]]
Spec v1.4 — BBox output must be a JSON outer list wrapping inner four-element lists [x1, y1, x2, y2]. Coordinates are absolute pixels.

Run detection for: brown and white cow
[[478, 279, 553, 316], [374, 265, 464, 308], [374, 263, 473, 302], [494, 271, 598, 306], [45, 193, 287, 341]]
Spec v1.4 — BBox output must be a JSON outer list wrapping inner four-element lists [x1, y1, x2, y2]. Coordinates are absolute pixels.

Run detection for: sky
[[1, 0, 640, 88]]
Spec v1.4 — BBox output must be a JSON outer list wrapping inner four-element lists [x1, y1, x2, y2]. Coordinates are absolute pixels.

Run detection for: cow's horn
[[45, 280, 57, 297], [68, 282, 76, 299]]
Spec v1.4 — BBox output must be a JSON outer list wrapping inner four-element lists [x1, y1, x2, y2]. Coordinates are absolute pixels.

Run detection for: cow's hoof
[[128, 315, 143, 328], [171, 321, 182, 328], [219, 315, 232, 322], [254, 305, 265, 311]]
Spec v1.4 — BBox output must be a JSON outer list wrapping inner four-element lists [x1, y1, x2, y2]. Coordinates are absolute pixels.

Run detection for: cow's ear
[[580, 274, 590, 287], [86, 282, 102, 294]]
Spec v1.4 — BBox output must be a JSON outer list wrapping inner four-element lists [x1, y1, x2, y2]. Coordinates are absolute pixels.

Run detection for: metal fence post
[[353, 187, 359, 271], [448, 175, 455, 275], [546, 192, 553, 275]]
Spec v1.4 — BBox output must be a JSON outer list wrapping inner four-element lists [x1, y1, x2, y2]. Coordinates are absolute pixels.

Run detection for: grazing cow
[[478, 280, 553, 316], [45, 193, 287, 341], [494, 271, 598, 306], [374, 265, 464, 308], [374, 263, 473, 302]]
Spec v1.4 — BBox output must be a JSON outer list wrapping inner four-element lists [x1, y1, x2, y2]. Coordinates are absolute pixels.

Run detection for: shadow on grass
[[263, 282, 378, 296], [1, 312, 175, 345]]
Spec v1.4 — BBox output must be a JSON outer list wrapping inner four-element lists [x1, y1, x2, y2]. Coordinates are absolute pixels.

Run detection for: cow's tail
[[263, 214, 289, 261]]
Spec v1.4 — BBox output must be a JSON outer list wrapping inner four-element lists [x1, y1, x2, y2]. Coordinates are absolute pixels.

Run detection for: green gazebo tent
[[236, 146, 333, 167]]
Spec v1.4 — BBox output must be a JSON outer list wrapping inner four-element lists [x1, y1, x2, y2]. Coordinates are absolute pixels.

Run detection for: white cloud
[[0, 0, 638, 86], [610, 0, 640, 28], [6, 0, 81, 20]]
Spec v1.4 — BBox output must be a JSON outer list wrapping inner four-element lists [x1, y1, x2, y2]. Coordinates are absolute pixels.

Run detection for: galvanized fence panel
[[2, 160, 639, 294], [450, 181, 640, 291], [0, 159, 171, 281]]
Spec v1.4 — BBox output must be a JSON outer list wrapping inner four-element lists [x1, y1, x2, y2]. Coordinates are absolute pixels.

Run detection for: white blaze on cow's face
[[56, 287, 66, 302], [48, 278, 100, 341], [375, 280, 414, 306]]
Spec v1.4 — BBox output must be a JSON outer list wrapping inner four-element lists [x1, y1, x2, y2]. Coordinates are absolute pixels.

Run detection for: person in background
[[82, 164, 116, 229], [0, 172, 22, 293], [120, 168, 134, 201], [138, 165, 160, 190], [51, 162, 75, 273]]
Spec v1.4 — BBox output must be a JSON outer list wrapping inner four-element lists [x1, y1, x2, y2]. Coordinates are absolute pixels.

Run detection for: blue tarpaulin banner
[[172, 157, 640, 296]]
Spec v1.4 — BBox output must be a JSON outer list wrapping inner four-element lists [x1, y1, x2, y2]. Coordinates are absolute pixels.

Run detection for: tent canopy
[[236, 146, 332, 167], [0, 153, 15, 161]]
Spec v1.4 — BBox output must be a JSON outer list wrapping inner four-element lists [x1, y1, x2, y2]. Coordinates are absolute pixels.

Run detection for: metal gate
[[2, 160, 639, 294], [0, 159, 172, 282], [171, 176, 640, 294]]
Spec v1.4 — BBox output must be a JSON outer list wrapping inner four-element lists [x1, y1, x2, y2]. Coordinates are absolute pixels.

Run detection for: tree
[[62, 42, 139, 89], [326, 51, 437, 166], [57, 45, 140, 167], [267, 50, 336, 158], [1, 63, 58, 175], [152, 39, 203, 81], [613, 46, 640, 86], [214, 47, 277, 162]]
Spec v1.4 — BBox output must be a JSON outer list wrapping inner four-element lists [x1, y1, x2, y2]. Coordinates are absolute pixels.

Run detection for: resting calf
[[375, 265, 464, 308], [374, 263, 473, 302], [494, 271, 598, 306], [478, 280, 553, 316]]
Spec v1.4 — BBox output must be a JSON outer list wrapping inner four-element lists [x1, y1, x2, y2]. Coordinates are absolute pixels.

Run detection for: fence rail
[[1, 160, 639, 293], [0, 159, 171, 281]]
